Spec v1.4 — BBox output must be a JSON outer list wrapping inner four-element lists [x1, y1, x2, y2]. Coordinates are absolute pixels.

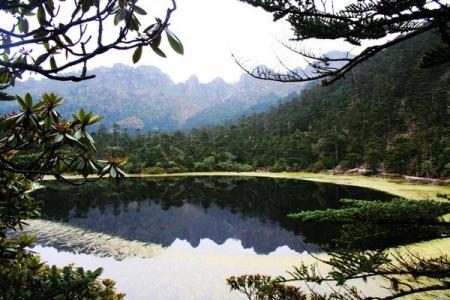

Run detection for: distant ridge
[[5, 63, 306, 131]]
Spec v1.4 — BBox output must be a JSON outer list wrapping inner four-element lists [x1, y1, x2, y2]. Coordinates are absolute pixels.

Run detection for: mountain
[[174, 32, 448, 178], [92, 32, 449, 178], [4, 64, 304, 131]]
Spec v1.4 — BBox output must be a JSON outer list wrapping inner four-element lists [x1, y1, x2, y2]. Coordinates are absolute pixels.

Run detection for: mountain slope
[[93, 32, 449, 178], [5, 64, 304, 131], [187, 32, 448, 177]]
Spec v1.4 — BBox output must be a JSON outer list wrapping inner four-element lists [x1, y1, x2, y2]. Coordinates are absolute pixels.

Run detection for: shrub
[[141, 166, 166, 174]]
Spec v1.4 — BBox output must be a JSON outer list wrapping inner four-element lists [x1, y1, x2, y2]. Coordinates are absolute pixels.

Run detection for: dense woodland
[[86, 32, 449, 178]]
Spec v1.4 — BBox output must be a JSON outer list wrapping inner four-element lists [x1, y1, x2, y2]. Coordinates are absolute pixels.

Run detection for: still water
[[29, 176, 394, 299]]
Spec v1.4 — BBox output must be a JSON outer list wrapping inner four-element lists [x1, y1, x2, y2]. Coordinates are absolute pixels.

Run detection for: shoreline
[[41, 171, 450, 201]]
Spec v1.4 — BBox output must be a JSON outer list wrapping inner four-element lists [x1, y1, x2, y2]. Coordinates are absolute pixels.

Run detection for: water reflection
[[33, 176, 393, 254]]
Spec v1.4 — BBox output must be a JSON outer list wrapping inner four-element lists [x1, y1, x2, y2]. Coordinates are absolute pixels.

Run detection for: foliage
[[237, 0, 450, 85], [0, 0, 183, 90], [1, 234, 124, 299], [227, 274, 312, 300], [289, 198, 450, 225], [228, 198, 450, 299], [141, 166, 166, 174], [91, 32, 449, 178], [0, 93, 127, 296], [0, 0, 183, 297]]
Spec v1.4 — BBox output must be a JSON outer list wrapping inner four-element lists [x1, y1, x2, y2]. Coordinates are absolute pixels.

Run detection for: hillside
[[93, 32, 449, 178], [5, 64, 304, 131]]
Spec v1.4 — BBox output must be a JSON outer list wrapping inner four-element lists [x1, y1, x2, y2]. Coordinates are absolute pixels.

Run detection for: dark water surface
[[29, 176, 395, 299], [34, 176, 394, 253]]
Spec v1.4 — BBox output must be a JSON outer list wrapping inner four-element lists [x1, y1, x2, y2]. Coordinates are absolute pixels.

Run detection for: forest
[[79, 32, 450, 178]]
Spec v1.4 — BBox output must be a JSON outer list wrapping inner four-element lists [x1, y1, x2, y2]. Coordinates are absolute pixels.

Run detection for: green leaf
[[54, 134, 64, 143], [50, 56, 57, 70], [18, 19, 29, 33], [45, 0, 54, 16], [166, 30, 184, 55], [0, 91, 15, 101], [13, 56, 24, 65], [24, 93, 32, 108], [33, 30, 48, 39], [101, 165, 111, 174], [64, 133, 87, 149], [35, 53, 48, 65], [143, 24, 155, 34], [128, 16, 140, 31], [62, 34, 73, 45], [88, 115, 103, 125], [15, 96, 26, 108], [132, 46, 143, 64], [152, 35, 161, 48], [150, 43, 166, 58], [110, 166, 117, 178], [20, 7, 35, 16], [79, 108, 85, 119], [74, 129, 82, 140], [82, 0, 94, 13], [114, 9, 124, 25], [133, 5, 147, 15], [85, 131, 95, 146], [37, 6, 46, 25]]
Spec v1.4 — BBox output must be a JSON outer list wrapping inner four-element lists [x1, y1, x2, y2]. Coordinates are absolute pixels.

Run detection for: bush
[[141, 166, 166, 174], [194, 156, 216, 171], [310, 160, 325, 173], [0, 235, 124, 299], [237, 164, 254, 172], [341, 152, 363, 169], [167, 166, 184, 173], [269, 160, 287, 172]]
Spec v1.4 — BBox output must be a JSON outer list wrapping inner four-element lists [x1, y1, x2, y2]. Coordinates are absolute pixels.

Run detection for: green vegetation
[[239, 0, 450, 84], [0, 93, 126, 298], [0, 0, 182, 298], [228, 198, 450, 299], [92, 31, 449, 178], [224, 0, 450, 298]]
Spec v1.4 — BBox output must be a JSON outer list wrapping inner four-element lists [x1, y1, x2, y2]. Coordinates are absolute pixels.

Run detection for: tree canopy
[[0, 0, 182, 298], [0, 0, 183, 98], [89, 32, 449, 179], [237, 0, 450, 84]]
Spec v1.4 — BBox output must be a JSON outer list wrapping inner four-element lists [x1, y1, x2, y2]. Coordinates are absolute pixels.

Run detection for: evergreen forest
[[87, 32, 449, 178]]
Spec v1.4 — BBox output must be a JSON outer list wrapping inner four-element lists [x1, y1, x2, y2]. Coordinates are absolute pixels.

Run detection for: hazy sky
[[1, 0, 370, 83], [89, 0, 358, 83]]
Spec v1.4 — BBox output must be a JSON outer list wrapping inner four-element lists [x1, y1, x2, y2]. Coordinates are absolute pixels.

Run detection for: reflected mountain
[[33, 177, 394, 254]]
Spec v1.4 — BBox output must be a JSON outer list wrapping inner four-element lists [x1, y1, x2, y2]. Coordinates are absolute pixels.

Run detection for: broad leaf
[[166, 30, 184, 55], [132, 46, 143, 64]]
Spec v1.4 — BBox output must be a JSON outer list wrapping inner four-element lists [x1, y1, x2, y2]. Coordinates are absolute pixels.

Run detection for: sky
[[86, 0, 358, 83], [0, 0, 371, 84]]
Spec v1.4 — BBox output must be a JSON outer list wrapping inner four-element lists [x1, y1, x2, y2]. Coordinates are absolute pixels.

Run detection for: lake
[[29, 176, 395, 299]]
